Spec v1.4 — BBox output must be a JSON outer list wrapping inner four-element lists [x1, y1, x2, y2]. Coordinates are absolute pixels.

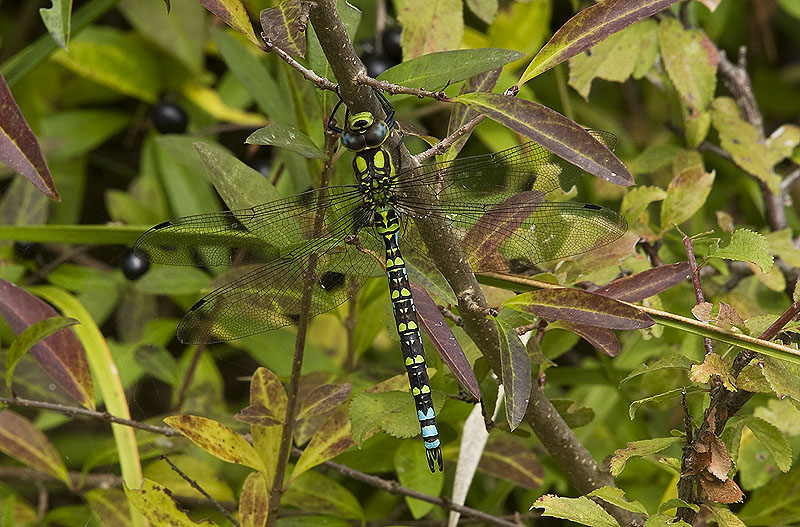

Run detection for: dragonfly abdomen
[[376, 206, 443, 472]]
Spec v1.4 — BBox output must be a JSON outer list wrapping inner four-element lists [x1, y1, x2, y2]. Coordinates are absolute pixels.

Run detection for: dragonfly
[[133, 92, 627, 472]]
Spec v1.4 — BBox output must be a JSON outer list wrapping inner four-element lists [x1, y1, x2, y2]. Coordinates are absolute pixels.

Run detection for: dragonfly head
[[341, 111, 389, 152]]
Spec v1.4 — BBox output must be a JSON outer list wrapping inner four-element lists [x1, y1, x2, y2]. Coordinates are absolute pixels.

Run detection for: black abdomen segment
[[375, 206, 443, 472]]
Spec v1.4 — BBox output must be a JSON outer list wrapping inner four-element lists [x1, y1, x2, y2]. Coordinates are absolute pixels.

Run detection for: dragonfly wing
[[177, 230, 383, 343], [400, 194, 627, 274], [133, 185, 364, 267], [395, 130, 617, 201]]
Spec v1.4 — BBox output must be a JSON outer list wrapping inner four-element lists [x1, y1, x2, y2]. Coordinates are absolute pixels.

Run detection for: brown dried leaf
[[700, 472, 744, 504]]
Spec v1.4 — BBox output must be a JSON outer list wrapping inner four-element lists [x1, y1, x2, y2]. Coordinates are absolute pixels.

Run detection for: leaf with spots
[[260, 0, 311, 57], [164, 415, 265, 471], [239, 472, 268, 527], [532, 495, 620, 527], [291, 404, 355, 481], [125, 479, 204, 526]]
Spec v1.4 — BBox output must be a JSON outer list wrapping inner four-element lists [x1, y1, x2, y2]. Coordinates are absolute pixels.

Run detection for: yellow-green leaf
[[164, 415, 265, 471], [0, 410, 70, 487]]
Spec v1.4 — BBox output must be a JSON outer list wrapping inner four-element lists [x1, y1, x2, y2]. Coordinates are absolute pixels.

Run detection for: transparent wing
[[176, 228, 383, 343], [392, 131, 625, 273], [133, 185, 364, 267], [393, 130, 617, 207]]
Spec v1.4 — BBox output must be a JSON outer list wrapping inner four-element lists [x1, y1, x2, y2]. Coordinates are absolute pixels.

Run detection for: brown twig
[[295, 449, 524, 527], [682, 234, 714, 355], [0, 396, 179, 436], [162, 456, 239, 526]]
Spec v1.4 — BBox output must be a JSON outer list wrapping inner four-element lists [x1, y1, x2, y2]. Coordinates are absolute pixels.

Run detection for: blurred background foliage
[[1, 0, 800, 526]]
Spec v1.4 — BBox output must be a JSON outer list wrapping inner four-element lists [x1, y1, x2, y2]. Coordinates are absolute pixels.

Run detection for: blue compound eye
[[341, 131, 366, 151], [364, 121, 388, 148]]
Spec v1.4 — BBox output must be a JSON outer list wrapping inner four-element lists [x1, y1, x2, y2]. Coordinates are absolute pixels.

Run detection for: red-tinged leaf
[[0, 410, 70, 487], [235, 404, 283, 426], [454, 92, 633, 186], [590, 262, 691, 302], [505, 288, 654, 330], [239, 472, 268, 527], [260, 0, 311, 57], [446, 68, 502, 160], [199, 0, 260, 47], [296, 382, 352, 420], [125, 479, 205, 526], [163, 415, 265, 471], [410, 282, 481, 400], [0, 279, 93, 408], [479, 435, 544, 489], [463, 190, 545, 269], [496, 319, 531, 430], [0, 74, 59, 200], [519, 0, 681, 83], [562, 320, 620, 357], [291, 404, 355, 481]]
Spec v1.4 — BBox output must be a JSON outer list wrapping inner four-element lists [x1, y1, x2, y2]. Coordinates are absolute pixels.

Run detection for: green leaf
[[743, 416, 793, 472], [395, 440, 445, 518], [660, 150, 715, 230], [193, 141, 283, 210], [709, 228, 773, 273], [619, 352, 695, 387], [486, 1, 550, 60], [246, 124, 326, 159], [532, 495, 620, 527], [739, 465, 800, 525], [40, 109, 131, 162], [214, 27, 292, 124], [52, 26, 161, 102], [629, 387, 703, 420], [711, 97, 788, 194], [551, 398, 595, 428], [659, 18, 718, 112], [282, 470, 365, 520], [765, 229, 800, 267], [378, 48, 523, 91], [0, 410, 71, 487], [119, 0, 206, 73], [496, 319, 531, 430], [133, 266, 209, 296], [610, 436, 683, 476], [621, 185, 666, 223], [689, 352, 736, 391], [164, 415, 266, 471], [568, 19, 658, 99], [6, 316, 79, 389], [349, 390, 444, 446], [395, 0, 463, 60], [520, 0, 681, 83], [760, 356, 800, 402], [197, 0, 259, 47], [454, 92, 633, 186], [125, 479, 199, 527], [588, 487, 648, 515], [644, 514, 692, 527], [466, 0, 498, 24], [40, 0, 72, 49], [658, 498, 699, 513], [708, 505, 747, 527]]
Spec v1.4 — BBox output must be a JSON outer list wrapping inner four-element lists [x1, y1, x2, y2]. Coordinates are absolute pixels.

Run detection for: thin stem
[[0, 396, 179, 436], [297, 450, 523, 527], [266, 129, 339, 527], [682, 234, 714, 355], [162, 456, 239, 527]]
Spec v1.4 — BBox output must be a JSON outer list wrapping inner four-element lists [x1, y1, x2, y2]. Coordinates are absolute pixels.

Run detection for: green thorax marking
[[341, 111, 395, 207]]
